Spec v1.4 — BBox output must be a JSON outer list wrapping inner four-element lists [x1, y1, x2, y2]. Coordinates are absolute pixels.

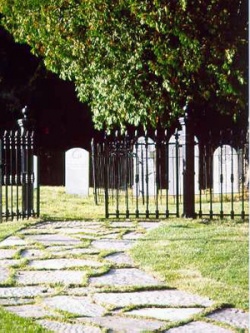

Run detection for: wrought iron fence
[[0, 112, 40, 222], [91, 127, 248, 220]]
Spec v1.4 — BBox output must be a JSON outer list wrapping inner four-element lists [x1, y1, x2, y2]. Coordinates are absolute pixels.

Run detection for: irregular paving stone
[[89, 268, 163, 287], [207, 308, 249, 329], [25, 234, 81, 246], [37, 319, 102, 333], [66, 287, 93, 296], [58, 228, 106, 235], [35, 221, 102, 230], [0, 259, 21, 267], [28, 258, 104, 269], [123, 232, 145, 240], [81, 315, 165, 332], [0, 286, 53, 298], [0, 298, 34, 306], [21, 249, 47, 259], [125, 307, 204, 321], [0, 267, 10, 283], [6, 304, 59, 318], [0, 249, 18, 259], [93, 290, 213, 307], [165, 321, 235, 333], [104, 252, 134, 265], [42, 296, 106, 316], [48, 248, 100, 257], [110, 222, 136, 228], [91, 239, 134, 251], [16, 270, 86, 285], [0, 236, 27, 247]]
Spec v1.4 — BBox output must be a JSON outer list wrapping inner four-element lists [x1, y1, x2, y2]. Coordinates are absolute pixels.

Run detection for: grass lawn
[[130, 218, 249, 310]]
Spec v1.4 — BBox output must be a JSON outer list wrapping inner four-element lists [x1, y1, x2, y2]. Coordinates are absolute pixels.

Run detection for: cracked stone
[[89, 268, 163, 287], [0, 298, 34, 306], [104, 252, 134, 265], [81, 315, 165, 332], [16, 270, 86, 285], [0, 259, 21, 267], [6, 304, 59, 318], [207, 308, 249, 329], [21, 249, 47, 259], [110, 222, 136, 228], [37, 319, 102, 333], [123, 232, 144, 240], [93, 289, 213, 307], [0, 286, 53, 298], [165, 321, 235, 333], [28, 258, 104, 269], [0, 249, 18, 259], [48, 248, 100, 257], [0, 267, 10, 283], [91, 239, 134, 251], [125, 307, 204, 321], [42, 296, 106, 317], [24, 234, 81, 246], [0, 236, 27, 247]]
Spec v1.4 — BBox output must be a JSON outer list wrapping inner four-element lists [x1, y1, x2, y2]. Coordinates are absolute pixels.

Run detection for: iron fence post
[[0, 139, 2, 223], [179, 106, 195, 218]]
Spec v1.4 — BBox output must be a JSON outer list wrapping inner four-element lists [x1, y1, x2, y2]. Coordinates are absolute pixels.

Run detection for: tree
[[0, 0, 247, 130]]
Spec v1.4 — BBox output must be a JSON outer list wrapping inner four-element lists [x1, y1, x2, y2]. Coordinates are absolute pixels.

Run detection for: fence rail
[[91, 127, 248, 220]]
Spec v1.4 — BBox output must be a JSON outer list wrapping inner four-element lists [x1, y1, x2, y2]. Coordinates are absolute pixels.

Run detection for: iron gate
[[0, 117, 40, 222]]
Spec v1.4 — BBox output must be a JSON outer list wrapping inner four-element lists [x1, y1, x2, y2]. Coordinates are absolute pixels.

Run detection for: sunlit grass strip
[[130, 219, 249, 310]]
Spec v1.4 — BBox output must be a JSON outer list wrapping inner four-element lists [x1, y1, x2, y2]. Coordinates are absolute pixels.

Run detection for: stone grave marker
[[65, 148, 89, 196], [133, 137, 156, 196], [213, 145, 239, 194], [168, 133, 199, 195]]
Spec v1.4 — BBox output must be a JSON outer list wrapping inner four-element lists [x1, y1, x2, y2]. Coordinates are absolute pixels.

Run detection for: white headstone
[[65, 148, 89, 196], [133, 137, 156, 196], [168, 133, 199, 195], [213, 145, 239, 194]]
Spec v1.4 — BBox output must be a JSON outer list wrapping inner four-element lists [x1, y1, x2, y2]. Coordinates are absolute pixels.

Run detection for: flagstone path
[[0, 220, 248, 332]]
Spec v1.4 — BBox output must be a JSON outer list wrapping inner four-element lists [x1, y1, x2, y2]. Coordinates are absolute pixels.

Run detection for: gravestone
[[213, 145, 239, 194], [168, 133, 199, 195], [133, 137, 156, 196], [65, 148, 89, 196]]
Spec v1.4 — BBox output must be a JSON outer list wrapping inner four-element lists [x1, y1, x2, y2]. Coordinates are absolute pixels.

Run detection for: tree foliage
[[0, 0, 247, 130]]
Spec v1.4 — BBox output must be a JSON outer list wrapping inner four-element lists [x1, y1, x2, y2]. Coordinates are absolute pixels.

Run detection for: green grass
[[130, 219, 249, 310]]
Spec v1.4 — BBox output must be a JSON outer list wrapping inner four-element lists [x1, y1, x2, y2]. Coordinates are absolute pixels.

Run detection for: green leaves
[[0, 0, 247, 129]]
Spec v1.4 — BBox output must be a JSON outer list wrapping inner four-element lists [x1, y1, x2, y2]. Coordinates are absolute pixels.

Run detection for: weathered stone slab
[[91, 239, 134, 251], [0, 236, 27, 247], [34, 221, 102, 230], [123, 232, 144, 240], [89, 269, 163, 287], [166, 321, 235, 333], [93, 290, 213, 307], [66, 287, 92, 296], [21, 249, 47, 259], [16, 270, 86, 285], [126, 307, 204, 321], [104, 252, 134, 265], [0, 249, 18, 259], [42, 296, 106, 317], [6, 304, 58, 318], [81, 315, 165, 332], [110, 222, 136, 228], [0, 259, 21, 267], [0, 298, 34, 306], [48, 248, 100, 257], [28, 258, 103, 269], [58, 228, 106, 235], [37, 320, 102, 333], [207, 308, 249, 329], [0, 267, 10, 283], [25, 234, 81, 246], [0, 286, 53, 298]]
